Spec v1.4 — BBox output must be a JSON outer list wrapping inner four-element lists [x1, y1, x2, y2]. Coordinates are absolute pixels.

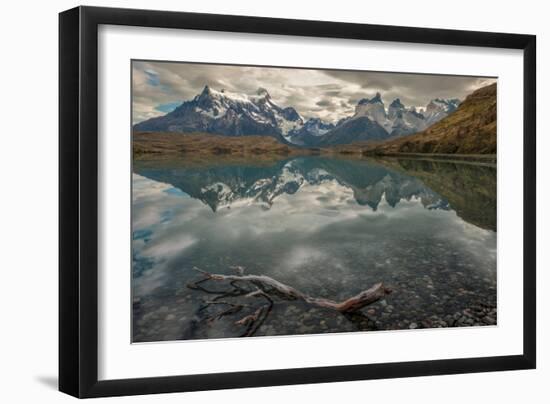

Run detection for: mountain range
[[367, 83, 496, 154], [133, 86, 460, 147]]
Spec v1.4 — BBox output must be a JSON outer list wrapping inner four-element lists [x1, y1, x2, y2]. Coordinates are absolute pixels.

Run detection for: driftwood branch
[[191, 267, 391, 313], [187, 266, 391, 337]]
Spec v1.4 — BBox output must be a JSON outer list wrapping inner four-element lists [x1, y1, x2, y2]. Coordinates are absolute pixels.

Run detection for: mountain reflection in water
[[132, 156, 497, 342]]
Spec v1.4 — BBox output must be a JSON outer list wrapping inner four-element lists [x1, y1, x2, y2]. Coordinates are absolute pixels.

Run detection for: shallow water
[[132, 156, 497, 342]]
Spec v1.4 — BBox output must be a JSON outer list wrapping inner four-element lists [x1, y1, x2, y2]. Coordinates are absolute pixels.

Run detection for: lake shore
[[133, 131, 496, 165], [363, 151, 496, 165]]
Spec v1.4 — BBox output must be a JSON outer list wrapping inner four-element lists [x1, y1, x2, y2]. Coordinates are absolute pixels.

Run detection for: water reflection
[[132, 156, 497, 342]]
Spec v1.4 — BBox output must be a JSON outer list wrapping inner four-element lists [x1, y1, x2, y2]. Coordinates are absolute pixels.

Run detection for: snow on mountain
[[134, 85, 304, 140], [389, 106, 428, 137], [355, 92, 394, 133], [424, 98, 460, 126], [388, 98, 405, 120], [317, 116, 390, 146], [316, 94, 461, 144], [286, 118, 336, 146], [301, 118, 335, 136]]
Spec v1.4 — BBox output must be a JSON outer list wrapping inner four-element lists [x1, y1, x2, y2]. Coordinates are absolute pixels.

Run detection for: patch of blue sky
[[160, 210, 175, 224], [155, 102, 181, 113], [164, 187, 188, 197], [144, 69, 160, 86]]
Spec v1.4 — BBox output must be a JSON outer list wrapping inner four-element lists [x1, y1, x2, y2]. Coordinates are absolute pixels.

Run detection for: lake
[[132, 156, 497, 342]]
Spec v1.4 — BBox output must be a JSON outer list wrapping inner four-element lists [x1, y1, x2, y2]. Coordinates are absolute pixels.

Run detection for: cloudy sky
[[132, 60, 496, 124]]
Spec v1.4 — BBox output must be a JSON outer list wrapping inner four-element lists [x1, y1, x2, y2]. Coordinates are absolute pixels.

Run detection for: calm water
[[132, 156, 497, 342]]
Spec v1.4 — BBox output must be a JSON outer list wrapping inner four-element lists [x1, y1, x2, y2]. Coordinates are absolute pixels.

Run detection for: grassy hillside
[[367, 83, 497, 155]]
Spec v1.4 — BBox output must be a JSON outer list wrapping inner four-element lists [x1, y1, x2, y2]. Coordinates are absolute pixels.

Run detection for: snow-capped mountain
[[317, 115, 390, 146], [334, 93, 460, 140], [134, 86, 305, 142], [388, 101, 430, 137], [302, 94, 460, 145], [354, 93, 393, 133], [134, 86, 460, 147], [297, 117, 335, 136], [423, 98, 460, 125], [387, 98, 405, 120], [286, 118, 335, 146]]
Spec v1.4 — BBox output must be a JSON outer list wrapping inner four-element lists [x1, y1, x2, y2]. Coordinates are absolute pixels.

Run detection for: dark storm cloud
[[316, 99, 336, 108], [132, 60, 495, 124]]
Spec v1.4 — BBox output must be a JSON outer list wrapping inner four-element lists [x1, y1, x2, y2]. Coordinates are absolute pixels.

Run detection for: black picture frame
[[59, 5, 536, 398]]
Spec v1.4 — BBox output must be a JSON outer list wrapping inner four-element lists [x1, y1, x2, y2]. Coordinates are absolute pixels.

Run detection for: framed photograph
[[59, 6, 536, 398]]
